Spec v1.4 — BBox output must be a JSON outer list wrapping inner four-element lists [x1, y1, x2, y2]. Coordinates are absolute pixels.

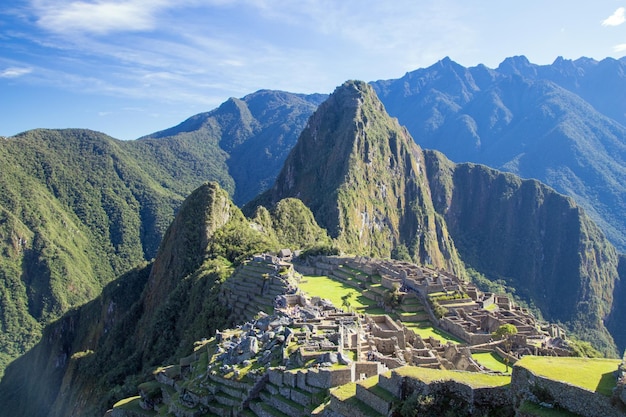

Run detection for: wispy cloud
[[32, 0, 177, 35], [9, 0, 473, 105], [0, 67, 33, 78], [614, 43, 626, 52], [602, 7, 625, 26]]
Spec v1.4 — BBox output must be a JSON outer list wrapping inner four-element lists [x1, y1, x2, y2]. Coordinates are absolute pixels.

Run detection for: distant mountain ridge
[[141, 89, 326, 205], [371, 55, 626, 251]]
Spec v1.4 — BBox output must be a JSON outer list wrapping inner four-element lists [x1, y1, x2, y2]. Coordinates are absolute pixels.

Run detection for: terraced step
[[400, 302, 424, 313], [206, 401, 233, 417], [355, 376, 397, 415], [398, 312, 428, 322], [249, 399, 292, 417], [260, 391, 308, 416], [215, 390, 241, 407], [219, 384, 246, 400], [329, 383, 385, 417]]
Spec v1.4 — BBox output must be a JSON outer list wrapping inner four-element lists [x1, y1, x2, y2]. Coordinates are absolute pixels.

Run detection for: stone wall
[[511, 365, 624, 417], [355, 384, 393, 415], [354, 362, 385, 380]]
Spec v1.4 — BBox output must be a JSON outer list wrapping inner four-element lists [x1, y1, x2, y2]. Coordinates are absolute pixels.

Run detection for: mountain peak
[[250, 80, 463, 272], [497, 55, 536, 77]]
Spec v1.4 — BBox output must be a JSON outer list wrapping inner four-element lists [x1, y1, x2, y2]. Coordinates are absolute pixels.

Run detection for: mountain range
[[0, 56, 625, 415], [371, 56, 626, 251], [0, 79, 624, 417]]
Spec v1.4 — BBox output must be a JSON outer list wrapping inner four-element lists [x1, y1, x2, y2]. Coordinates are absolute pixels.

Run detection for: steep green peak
[[250, 80, 462, 272], [256, 79, 405, 213], [143, 181, 236, 313]]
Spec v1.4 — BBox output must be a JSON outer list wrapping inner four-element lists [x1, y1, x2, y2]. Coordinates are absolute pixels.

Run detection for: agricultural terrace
[[394, 366, 511, 388], [516, 356, 621, 396], [471, 351, 511, 373], [297, 275, 381, 313], [298, 274, 462, 345]]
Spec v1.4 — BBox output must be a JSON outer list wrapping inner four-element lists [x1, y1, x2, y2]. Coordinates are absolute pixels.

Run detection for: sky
[[1, 0, 626, 140]]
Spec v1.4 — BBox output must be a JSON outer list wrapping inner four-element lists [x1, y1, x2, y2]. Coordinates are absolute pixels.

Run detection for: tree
[[383, 283, 402, 309], [492, 323, 518, 340], [341, 291, 354, 312]]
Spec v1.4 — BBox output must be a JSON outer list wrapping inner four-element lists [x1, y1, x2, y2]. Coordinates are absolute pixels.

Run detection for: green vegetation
[[516, 356, 621, 396], [493, 324, 518, 340], [403, 322, 462, 344], [567, 338, 604, 358], [298, 275, 376, 312], [472, 352, 511, 373], [394, 366, 511, 388]]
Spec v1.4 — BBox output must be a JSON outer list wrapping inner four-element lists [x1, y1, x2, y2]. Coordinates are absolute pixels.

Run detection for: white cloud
[[602, 7, 625, 26], [0, 67, 33, 78], [614, 43, 626, 52], [32, 0, 173, 35]]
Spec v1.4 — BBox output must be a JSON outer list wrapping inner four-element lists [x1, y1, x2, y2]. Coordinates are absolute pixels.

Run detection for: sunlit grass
[[403, 322, 463, 344], [518, 400, 584, 417], [516, 356, 620, 396], [394, 366, 511, 388], [298, 275, 377, 312], [331, 382, 356, 400], [472, 351, 510, 373]]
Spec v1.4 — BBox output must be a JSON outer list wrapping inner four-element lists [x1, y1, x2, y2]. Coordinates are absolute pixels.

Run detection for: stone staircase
[[327, 373, 401, 417], [398, 293, 428, 322], [222, 260, 294, 323], [246, 368, 328, 417]]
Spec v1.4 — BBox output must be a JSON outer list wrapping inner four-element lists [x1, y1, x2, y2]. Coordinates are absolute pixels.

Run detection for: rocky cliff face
[[251, 81, 464, 274], [424, 150, 620, 353]]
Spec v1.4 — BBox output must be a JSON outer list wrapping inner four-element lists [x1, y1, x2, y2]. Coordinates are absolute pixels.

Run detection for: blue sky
[[1, 0, 625, 140]]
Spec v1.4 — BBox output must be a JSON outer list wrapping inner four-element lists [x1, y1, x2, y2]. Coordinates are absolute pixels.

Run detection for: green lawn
[[516, 356, 621, 396], [394, 366, 511, 388], [331, 382, 357, 400], [112, 396, 157, 415], [298, 275, 377, 312], [403, 322, 463, 344], [472, 351, 511, 373]]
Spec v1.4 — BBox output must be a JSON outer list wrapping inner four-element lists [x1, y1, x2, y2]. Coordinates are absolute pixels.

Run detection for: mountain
[[0, 181, 330, 417], [371, 56, 626, 252], [139, 89, 325, 205], [247, 81, 464, 274], [424, 150, 620, 353], [497, 55, 626, 127], [0, 129, 184, 374], [0, 90, 322, 376], [250, 80, 622, 354], [1, 80, 624, 417]]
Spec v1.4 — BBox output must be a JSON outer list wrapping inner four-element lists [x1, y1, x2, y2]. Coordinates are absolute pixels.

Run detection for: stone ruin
[[110, 253, 612, 417]]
